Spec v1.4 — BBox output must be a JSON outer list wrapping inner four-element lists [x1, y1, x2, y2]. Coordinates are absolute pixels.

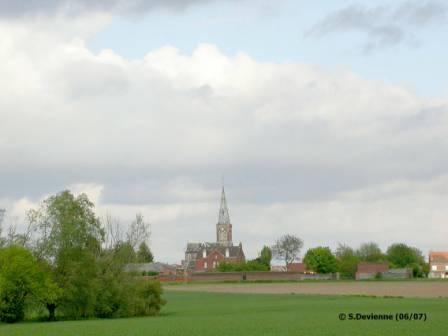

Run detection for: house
[[182, 187, 245, 272], [192, 243, 245, 271], [356, 262, 389, 280], [429, 252, 448, 279], [287, 262, 306, 273]]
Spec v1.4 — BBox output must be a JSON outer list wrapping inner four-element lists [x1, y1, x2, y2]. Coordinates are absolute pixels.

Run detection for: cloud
[[0, 0, 230, 19], [1, 18, 448, 262], [307, 1, 448, 51]]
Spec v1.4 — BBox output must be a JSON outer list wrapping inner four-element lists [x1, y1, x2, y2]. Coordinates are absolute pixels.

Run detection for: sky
[[1, 0, 448, 263]]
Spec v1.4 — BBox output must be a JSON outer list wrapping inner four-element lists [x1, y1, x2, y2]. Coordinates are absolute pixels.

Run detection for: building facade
[[429, 252, 448, 278], [183, 187, 245, 272]]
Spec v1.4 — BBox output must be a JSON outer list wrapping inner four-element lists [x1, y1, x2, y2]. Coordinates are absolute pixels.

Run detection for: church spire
[[218, 186, 230, 225]]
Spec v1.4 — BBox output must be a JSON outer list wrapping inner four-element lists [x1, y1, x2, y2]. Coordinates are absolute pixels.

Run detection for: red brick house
[[429, 252, 448, 279], [194, 243, 245, 271], [356, 262, 389, 280], [287, 262, 306, 273]]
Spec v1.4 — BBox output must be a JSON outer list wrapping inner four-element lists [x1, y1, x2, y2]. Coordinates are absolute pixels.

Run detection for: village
[[126, 188, 448, 282]]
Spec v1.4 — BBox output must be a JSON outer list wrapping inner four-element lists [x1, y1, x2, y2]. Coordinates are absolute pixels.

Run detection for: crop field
[[1, 285, 448, 336], [165, 279, 448, 298]]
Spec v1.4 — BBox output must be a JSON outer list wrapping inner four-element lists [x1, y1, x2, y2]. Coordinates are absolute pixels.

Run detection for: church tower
[[216, 187, 233, 246]]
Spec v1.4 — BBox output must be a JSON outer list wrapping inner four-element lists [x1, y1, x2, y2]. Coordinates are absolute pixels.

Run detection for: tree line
[[0, 191, 164, 323], [218, 234, 429, 278]]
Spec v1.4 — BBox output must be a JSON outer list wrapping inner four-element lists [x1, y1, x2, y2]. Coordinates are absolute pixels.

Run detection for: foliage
[[335, 244, 359, 279], [303, 247, 338, 274], [142, 271, 159, 276], [356, 242, 386, 262], [113, 241, 137, 264], [131, 280, 166, 316], [386, 243, 424, 268], [137, 242, 154, 263], [259, 246, 272, 267], [28, 190, 104, 319], [386, 243, 425, 277], [271, 234, 304, 266], [0, 246, 45, 323], [218, 260, 269, 272]]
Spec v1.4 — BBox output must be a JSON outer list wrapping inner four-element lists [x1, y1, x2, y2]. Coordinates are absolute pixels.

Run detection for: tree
[[137, 242, 154, 263], [303, 247, 338, 274], [259, 246, 272, 267], [356, 242, 385, 262], [0, 246, 45, 323], [126, 213, 150, 250], [386, 243, 425, 277], [335, 244, 359, 279], [272, 234, 304, 266], [28, 190, 104, 319]]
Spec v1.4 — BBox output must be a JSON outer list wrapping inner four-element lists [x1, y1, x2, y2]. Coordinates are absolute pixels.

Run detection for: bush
[[304, 247, 338, 274], [218, 261, 269, 272], [0, 246, 44, 323], [146, 271, 159, 276], [132, 280, 166, 316]]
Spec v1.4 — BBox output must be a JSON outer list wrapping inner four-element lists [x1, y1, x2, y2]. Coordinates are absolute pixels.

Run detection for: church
[[183, 187, 245, 272]]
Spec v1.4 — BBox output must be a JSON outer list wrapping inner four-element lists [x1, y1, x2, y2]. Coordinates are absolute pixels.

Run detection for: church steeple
[[216, 187, 232, 246], [218, 187, 230, 225]]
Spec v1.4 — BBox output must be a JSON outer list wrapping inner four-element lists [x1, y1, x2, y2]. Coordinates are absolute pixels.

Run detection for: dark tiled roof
[[185, 242, 243, 258]]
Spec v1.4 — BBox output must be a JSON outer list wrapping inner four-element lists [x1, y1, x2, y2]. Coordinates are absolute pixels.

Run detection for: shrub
[[218, 261, 269, 272], [0, 246, 44, 323], [132, 280, 166, 316], [304, 247, 338, 274]]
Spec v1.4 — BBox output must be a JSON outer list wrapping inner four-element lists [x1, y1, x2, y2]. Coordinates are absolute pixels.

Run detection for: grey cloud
[[0, 0, 224, 18], [307, 1, 448, 51], [2, 30, 448, 261]]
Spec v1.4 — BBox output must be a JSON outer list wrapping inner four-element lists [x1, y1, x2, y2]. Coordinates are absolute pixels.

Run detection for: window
[[432, 265, 437, 271], [213, 261, 216, 268], [445, 265, 448, 271], [202, 249, 207, 258], [204, 262, 208, 269]]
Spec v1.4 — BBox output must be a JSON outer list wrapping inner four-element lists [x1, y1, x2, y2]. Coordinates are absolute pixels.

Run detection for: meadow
[[1, 289, 448, 336]]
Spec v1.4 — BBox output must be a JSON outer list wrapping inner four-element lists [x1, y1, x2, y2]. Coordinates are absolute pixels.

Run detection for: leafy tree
[[0, 246, 44, 323], [28, 190, 104, 319], [1, 191, 166, 322], [259, 246, 272, 267], [114, 241, 137, 264], [303, 247, 338, 274], [386, 243, 425, 277], [356, 242, 385, 262], [272, 234, 304, 266], [335, 244, 359, 279], [137, 242, 154, 263]]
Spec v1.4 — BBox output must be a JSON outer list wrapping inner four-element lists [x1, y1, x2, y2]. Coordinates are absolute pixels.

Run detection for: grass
[[1, 291, 448, 336]]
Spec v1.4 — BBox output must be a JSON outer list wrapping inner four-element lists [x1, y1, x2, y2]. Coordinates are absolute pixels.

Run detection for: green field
[[1, 291, 447, 336]]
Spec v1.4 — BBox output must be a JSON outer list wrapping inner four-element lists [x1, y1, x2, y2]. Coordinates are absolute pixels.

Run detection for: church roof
[[185, 242, 244, 259], [218, 187, 230, 225]]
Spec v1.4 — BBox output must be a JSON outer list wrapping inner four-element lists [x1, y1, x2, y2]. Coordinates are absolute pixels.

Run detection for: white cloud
[[1, 17, 448, 263]]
